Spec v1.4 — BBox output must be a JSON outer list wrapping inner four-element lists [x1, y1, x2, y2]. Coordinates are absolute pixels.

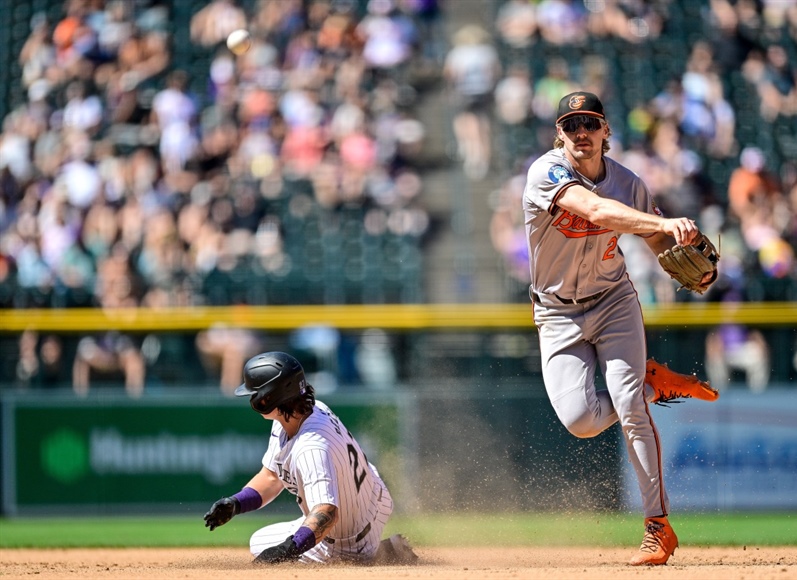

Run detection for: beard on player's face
[[554, 124, 612, 155], [566, 138, 600, 160], [563, 126, 605, 157]]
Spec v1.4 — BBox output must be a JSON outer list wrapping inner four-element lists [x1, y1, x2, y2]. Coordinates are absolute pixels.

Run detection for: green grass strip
[[385, 512, 797, 547], [1, 512, 794, 549]]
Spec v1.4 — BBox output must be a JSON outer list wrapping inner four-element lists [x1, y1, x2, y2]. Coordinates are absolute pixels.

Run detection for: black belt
[[324, 522, 371, 544], [532, 288, 608, 305]]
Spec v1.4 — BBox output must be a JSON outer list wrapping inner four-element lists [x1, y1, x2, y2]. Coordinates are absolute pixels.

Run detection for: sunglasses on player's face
[[559, 115, 605, 133]]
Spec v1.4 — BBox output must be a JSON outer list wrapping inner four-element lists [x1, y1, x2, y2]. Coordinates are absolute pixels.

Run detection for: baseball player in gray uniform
[[523, 92, 719, 566], [203, 351, 417, 565]]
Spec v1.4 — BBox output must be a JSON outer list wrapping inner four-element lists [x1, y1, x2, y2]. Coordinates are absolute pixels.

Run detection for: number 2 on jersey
[[603, 236, 618, 261], [347, 443, 366, 493]]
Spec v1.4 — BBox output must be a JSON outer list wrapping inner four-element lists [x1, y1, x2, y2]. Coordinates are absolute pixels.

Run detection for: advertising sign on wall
[[623, 390, 797, 511], [1, 394, 399, 515]]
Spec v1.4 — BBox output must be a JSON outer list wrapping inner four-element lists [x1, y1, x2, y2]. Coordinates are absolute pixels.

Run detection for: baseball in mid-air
[[226, 29, 251, 55]]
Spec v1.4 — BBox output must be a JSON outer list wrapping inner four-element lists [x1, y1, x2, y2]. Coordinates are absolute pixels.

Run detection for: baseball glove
[[657, 233, 720, 294]]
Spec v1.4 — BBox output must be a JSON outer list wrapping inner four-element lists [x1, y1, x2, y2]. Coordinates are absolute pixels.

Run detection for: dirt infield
[[2, 547, 795, 580]]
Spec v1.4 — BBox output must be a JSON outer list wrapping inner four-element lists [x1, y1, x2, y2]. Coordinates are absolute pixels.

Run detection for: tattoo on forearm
[[305, 504, 337, 539]]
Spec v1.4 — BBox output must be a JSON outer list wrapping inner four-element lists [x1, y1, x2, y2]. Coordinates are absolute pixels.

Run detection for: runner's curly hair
[[275, 384, 316, 420]]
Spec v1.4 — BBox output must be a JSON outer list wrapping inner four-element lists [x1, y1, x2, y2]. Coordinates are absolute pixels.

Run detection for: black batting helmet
[[235, 352, 307, 415]]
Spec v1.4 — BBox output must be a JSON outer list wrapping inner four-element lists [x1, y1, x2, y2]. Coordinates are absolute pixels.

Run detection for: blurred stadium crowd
[[487, 0, 797, 307], [0, 0, 434, 314], [0, 0, 795, 392]]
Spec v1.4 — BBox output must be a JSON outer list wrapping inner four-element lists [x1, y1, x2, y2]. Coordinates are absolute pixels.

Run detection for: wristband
[[292, 526, 316, 553], [232, 487, 262, 514]]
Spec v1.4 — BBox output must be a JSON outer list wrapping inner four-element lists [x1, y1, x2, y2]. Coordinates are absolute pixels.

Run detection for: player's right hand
[[662, 217, 699, 246], [203, 496, 240, 531]]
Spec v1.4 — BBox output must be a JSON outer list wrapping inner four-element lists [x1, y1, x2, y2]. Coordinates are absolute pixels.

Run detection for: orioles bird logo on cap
[[569, 95, 587, 110]]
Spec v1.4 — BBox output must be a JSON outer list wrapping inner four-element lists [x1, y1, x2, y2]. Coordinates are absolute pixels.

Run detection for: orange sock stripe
[[645, 403, 668, 516], [630, 273, 667, 516]]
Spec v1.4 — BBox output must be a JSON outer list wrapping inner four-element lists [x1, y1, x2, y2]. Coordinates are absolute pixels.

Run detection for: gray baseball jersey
[[249, 401, 393, 563], [524, 148, 658, 298], [523, 148, 669, 518]]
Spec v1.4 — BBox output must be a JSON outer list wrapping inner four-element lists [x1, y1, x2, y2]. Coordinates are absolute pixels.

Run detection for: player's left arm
[[302, 503, 339, 540], [245, 466, 285, 505], [642, 231, 678, 255]]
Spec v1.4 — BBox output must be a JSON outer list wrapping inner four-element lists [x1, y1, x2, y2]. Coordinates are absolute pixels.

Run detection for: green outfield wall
[[0, 387, 623, 517], [2, 385, 795, 517], [0, 393, 403, 516]]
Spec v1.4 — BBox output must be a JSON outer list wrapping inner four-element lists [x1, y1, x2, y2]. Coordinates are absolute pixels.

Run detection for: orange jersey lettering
[[551, 211, 612, 238]]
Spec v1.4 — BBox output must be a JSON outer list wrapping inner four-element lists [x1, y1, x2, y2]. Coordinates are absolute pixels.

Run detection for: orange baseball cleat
[[629, 516, 679, 566], [646, 359, 719, 404]]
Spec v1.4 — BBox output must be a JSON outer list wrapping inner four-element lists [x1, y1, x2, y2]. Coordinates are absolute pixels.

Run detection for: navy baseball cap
[[556, 92, 605, 124]]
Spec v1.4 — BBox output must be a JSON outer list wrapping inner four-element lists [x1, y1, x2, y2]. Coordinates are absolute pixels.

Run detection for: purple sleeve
[[232, 486, 262, 513], [292, 526, 316, 553]]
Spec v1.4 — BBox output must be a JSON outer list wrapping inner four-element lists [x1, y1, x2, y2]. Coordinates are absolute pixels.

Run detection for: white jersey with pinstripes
[[260, 400, 390, 560]]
